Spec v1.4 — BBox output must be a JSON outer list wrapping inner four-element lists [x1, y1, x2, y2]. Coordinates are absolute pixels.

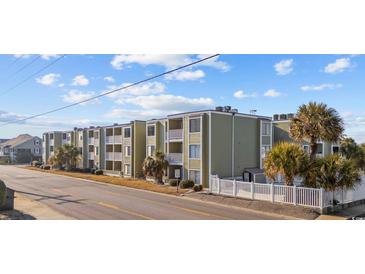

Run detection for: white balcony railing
[[166, 153, 183, 165], [114, 135, 122, 143], [88, 137, 94, 144], [168, 129, 183, 140], [105, 136, 114, 144], [88, 153, 95, 160], [106, 152, 114, 160], [114, 152, 122, 160]]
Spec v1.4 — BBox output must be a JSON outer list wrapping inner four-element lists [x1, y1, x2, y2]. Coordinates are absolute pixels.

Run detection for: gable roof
[[0, 134, 36, 147]]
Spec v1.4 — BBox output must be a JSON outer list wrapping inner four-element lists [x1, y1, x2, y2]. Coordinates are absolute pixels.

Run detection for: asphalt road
[[0, 165, 284, 220]]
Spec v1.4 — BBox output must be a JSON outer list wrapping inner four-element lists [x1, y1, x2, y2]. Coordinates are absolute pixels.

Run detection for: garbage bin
[[0, 188, 14, 211]]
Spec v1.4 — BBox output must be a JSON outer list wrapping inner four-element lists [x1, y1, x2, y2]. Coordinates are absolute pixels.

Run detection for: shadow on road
[[15, 190, 88, 205]]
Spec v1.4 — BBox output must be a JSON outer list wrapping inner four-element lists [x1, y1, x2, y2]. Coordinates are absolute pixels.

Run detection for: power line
[[0, 54, 219, 127], [0, 54, 66, 97], [8, 54, 41, 78]]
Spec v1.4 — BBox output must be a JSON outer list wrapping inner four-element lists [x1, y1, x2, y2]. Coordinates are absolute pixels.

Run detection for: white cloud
[[301, 83, 343, 91], [62, 90, 97, 105], [71, 75, 89, 86], [36, 73, 60, 86], [274, 59, 293, 75], [106, 81, 166, 104], [125, 94, 214, 111], [324, 58, 351, 74], [110, 54, 230, 72], [104, 76, 115, 83], [233, 90, 257, 99], [264, 89, 281, 97], [41, 54, 60, 60], [165, 70, 205, 81], [13, 54, 31, 59], [341, 111, 353, 119]]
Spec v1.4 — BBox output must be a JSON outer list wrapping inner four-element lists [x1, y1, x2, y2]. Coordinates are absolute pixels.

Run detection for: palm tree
[[264, 142, 309, 186], [340, 137, 365, 170], [290, 102, 344, 160], [142, 151, 169, 184], [314, 154, 360, 204], [52, 144, 81, 171]]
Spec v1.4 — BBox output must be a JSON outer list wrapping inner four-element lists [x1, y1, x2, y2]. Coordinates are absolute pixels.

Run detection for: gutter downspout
[[232, 113, 235, 178]]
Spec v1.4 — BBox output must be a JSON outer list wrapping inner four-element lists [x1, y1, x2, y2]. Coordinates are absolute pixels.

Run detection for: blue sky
[[0, 54, 364, 142]]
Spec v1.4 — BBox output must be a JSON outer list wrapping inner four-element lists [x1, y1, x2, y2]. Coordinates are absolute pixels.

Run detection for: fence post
[[319, 188, 323, 209], [271, 183, 274, 203], [217, 176, 221, 194], [293, 185, 297, 205], [233, 179, 237, 196], [251, 181, 254, 200]]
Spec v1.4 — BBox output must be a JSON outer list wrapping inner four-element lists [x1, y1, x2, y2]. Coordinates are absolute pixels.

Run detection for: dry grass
[[22, 166, 187, 195]]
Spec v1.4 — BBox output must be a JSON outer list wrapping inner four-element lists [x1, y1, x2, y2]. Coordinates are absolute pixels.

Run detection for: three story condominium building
[[103, 120, 146, 177], [42, 131, 63, 163], [163, 106, 272, 187], [87, 127, 104, 170]]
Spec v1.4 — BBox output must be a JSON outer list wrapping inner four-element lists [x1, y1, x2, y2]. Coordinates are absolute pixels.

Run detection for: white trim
[[208, 111, 212, 186], [200, 115, 203, 185], [232, 113, 235, 177], [260, 120, 262, 169]]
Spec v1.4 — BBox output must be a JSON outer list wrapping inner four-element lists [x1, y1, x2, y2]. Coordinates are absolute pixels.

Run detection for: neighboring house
[[0, 134, 42, 163], [272, 113, 340, 157], [0, 139, 10, 144], [103, 121, 146, 177]]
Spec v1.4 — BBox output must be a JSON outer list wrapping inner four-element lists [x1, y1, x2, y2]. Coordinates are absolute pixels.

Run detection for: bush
[[193, 184, 203, 192], [168, 179, 179, 186], [0, 180, 6, 207], [82, 168, 92, 173], [179, 180, 195, 189], [32, 160, 42, 167], [95, 170, 103, 175], [43, 165, 51, 170], [91, 168, 96, 174]]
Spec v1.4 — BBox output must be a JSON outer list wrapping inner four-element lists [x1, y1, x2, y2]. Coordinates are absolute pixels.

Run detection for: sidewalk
[[0, 193, 72, 220], [185, 191, 320, 220]]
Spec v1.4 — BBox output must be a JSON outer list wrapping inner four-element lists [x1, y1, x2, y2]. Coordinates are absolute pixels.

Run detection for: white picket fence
[[210, 175, 324, 209]]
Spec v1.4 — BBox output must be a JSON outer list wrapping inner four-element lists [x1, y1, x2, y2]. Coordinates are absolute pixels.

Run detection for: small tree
[[264, 142, 309, 186], [314, 154, 360, 204], [142, 151, 169, 184], [52, 144, 81, 171], [290, 102, 344, 160]]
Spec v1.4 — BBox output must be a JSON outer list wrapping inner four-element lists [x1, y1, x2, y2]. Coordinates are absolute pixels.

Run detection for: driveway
[[0, 165, 286, 220]]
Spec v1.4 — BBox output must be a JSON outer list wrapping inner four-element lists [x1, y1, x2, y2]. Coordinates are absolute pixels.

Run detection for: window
[[124, 128, 131, 138], [34, 140, 40, 146], [35, 148, 40, 154], [261, 145, 271, 158], [124, 164, 131, 175], [189, 170, 201, 184], [147, 145, 155, 156], [125, 146, 131, 156], [79, 135, 83, 141], [303, 145, 309, 154], [50, 134, 54, 140], [189, 145, 200, 159], [189, 118, 200, 133], [94, 132, 99, 139], [147, 125, 155, 136], [332, 146, 340, 154], [96, 147, 99, 155], [63, 133, 67, 139], [50, 146, 54, 152], [42, 135, 45, 141], [261, 122, 271, 136], [89, 145, 94, 152], [89, 131, 94, 138], [79, 147, 83, 155]]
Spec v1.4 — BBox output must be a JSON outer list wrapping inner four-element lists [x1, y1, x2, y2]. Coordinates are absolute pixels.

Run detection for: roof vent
[[231, 108, 238, 113], [273, 114, 279, 121], [287, 113, 294, 119], [215, 106, 224, 112], [113, 123, 118, 126], [250, 109, 257, 115], [279, 114, 288, 120]]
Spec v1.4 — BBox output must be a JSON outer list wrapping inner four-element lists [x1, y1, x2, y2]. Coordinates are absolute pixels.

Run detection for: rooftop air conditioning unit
[[215, 106, 224, 112], [224, 106, 231, 112], [287, 113, 294, 119], [279, 114, 288, 120], [273, 114, 279, 121], [231, 108, 238, 113]]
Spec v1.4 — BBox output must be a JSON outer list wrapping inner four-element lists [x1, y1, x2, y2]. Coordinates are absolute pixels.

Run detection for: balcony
[[114, 152, 122, 160], [106, 152, 114, 160], [88, 137, 94, 144], [88, 153, 95, 160], [168, 129, 183, 141], [114, 135, 122, 143], [166, 153, 183, 165], [105, 136, 114, 144]]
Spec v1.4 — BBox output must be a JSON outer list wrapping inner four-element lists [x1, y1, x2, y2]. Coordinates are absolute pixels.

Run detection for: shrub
[[43, 165, 51, 170], [179, 180, 195, 189], [95, 170, 103, 175], [32, 160, 41, 167], [168, 179, 179, 186], [40, 165, 44, 169], [91, 168, 96, 174], [0, 180, 6, 207], [193, 184, 203, 192], [82, 168, 91, 173]]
